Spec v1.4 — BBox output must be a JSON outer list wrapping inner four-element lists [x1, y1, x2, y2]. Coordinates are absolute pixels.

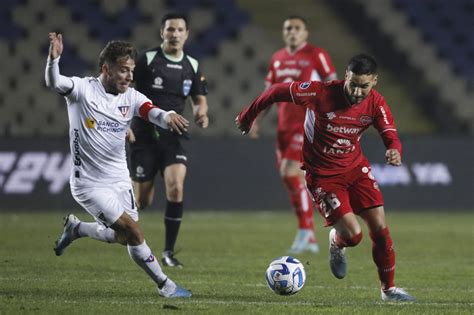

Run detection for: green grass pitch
[[1, 210, 473, 314]]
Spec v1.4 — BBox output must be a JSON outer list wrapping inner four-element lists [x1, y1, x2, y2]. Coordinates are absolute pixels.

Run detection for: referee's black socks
[[164, 201, 183, 252]]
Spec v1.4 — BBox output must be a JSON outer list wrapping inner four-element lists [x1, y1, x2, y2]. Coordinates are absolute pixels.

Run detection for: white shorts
[[71, 182, 138, 227]]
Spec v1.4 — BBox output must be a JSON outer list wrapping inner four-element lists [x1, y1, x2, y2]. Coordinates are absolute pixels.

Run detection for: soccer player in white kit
[[45, 32, 192, 298]]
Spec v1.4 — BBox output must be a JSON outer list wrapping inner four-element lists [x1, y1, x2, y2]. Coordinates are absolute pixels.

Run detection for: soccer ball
[[265, 256, 306, 295]]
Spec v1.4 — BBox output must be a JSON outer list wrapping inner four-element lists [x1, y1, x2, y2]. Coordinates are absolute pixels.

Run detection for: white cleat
[[288, 229, 320, 254], [381, 287, 416, 302], [158, 278, 192, 298], [54, 214, 80, 256]]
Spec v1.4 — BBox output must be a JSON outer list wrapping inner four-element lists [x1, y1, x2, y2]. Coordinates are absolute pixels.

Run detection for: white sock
[[127, 241, 168, 286], [77, 222, 117, 243]]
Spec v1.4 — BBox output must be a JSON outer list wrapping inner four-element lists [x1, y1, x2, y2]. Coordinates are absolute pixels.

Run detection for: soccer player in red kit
[[237, 54, 415, 302], [249, 16, 337, 254]]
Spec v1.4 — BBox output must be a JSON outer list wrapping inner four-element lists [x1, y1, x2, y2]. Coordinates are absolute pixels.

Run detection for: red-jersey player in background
[[237, 54, 415, 302], [249, 16, 337, 254]]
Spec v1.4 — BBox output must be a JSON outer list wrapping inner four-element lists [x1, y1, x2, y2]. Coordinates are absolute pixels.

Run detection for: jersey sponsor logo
[[152, 76, 163, 89], [167, 63, 183, 70], [118, 105, 130, 117], [326, 112, 336, 120], [299, 82, 311, 89], [296, 92, 316, 97], [326, 123, 361, 134], [359, 115, 372, 125], [85, 117, 96, 129], [323, 138, 356, 155], [96, 120, 125, 133], [73, 129, 81, 166], [276, 68, 301, 78], [183, 79, 192, 96]]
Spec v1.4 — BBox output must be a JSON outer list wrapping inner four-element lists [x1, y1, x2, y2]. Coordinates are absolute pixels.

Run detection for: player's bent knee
[[343, 232, 363, 247]]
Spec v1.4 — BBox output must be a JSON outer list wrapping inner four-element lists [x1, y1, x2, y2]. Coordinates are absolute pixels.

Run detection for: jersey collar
[[286, 42, 307, 55], [161, 45, 184, 62]]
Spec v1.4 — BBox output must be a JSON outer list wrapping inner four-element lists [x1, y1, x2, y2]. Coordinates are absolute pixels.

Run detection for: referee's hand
[[167, 113, 189, 135]]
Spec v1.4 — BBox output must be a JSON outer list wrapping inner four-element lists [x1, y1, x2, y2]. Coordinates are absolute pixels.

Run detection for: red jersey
[[238, 80, 402, 176], [266, 43, 336, 133]]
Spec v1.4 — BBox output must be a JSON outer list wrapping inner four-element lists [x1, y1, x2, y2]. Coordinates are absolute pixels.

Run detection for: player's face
[[103, 56, 135, 94], [344, 70, 378, 104], [161, 18, 189, 54], [282, 19, 308, 49]]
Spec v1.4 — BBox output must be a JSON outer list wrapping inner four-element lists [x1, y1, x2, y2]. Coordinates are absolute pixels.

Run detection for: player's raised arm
[[44, 32, 74, 94], [236, 82, 293, 135]]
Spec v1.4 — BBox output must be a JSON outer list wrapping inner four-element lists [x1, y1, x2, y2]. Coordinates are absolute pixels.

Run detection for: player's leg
[[280, 158, 318, 254], [359, 206, 414, 301], [306, 174, 362, 279], [133, 180, 155, 210], [162, 163, 186, 267], [111, 212, 191, 298], [54, 187, 123, 256], [129, 143, 160, 210], [351, 161, 414, 301], [277, 132, 317, 254]]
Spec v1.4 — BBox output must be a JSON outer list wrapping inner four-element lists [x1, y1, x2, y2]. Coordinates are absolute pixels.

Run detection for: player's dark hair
[[347, 54, 378, 75], [98, 41, 137, 69], [284, 15, 308, 27], [161, 13, 188, 30]]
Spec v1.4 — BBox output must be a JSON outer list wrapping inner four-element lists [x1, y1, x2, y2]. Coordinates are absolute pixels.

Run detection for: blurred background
[[0, 0, 472, 211]]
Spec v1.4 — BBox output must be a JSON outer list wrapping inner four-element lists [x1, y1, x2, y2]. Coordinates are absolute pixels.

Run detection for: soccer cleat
[[288, 229, 320, 254], [54, 214, 80, 256], [329, 228, 347, 279], [381, 287, 416, 302], [158, 278, 192, 298], [161, 250, 183, 268]]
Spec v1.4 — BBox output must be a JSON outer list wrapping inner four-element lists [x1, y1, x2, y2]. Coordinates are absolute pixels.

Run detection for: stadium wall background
[[0, 136, 472, 211]]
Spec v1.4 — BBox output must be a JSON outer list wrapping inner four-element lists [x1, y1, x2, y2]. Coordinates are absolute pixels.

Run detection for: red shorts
[[305, 158, 384, 226], [276, 131, 304, 166]]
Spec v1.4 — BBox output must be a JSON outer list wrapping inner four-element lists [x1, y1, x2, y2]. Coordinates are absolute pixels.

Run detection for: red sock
[[370, 227, 396, 290], [282, 176, 314, 230]]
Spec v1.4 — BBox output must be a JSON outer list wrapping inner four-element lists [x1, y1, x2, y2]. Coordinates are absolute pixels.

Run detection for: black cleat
[[161, 251, 183, 268]]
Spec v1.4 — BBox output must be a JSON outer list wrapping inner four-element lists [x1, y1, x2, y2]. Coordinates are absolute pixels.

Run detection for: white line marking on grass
[[1, 277, 473, 294], [58, 299, 474, 307]]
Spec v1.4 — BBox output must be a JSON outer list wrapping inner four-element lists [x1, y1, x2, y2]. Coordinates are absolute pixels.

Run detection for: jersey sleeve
[[190, 66, 208, 96], [313, 48, 336, 80], [132, 89, 153, 117], [289, 81, 321, 108], [372, 95, 402, 154], [133, 52, 148, 91]]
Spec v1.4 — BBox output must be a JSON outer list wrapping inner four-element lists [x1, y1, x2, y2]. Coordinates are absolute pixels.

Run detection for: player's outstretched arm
[[236, 82, 293, 135], [45, 32, 74, 94]]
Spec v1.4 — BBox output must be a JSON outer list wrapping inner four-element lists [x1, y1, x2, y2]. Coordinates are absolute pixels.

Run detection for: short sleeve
[[190, 66, 208, 96]]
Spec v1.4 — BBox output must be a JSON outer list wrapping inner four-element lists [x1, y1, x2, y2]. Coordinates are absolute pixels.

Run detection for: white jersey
[[65, 76, 151, 187]]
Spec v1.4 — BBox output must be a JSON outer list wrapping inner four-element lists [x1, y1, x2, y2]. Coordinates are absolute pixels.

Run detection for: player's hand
[[194, 113, 209, 128], [166, 112, 189, 135], [235, 115, 250, 135], [248, 121, 260, 139], [48, 32, 63, 59], [126, 128, 136, 143], [385, 149, 401, 166]]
